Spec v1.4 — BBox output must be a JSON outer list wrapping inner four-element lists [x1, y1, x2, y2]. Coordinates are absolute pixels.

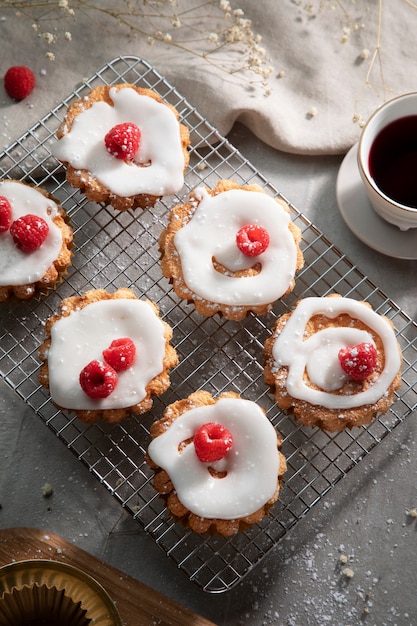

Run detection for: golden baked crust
[[56, 84, 190, 211], [39, 288, 178, 423], [146, 390, 287, 536], [0, 181, 73, 302], [159, 179, 304, 320], [264, 294, 402, 432]]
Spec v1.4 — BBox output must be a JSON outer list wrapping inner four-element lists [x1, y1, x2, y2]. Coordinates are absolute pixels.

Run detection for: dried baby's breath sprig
[[0, 0, 273, 93], [303, 1, 417, 127], [304, 0, 417, 98], [303, 0, 365, 44], [306, 106, 318, 119]]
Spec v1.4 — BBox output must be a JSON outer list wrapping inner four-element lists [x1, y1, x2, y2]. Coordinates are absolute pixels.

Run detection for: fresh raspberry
[[0, 196, 12, 232], [104, 122, 141, 160], [194, 422, 233, 463], [79, 360, 118, 399], [236, 224, 270, 257], [10, 214, 49, 253], [4, 66, 35, 100], [338, 342, 378, 381], [103, 337, 136, 372]]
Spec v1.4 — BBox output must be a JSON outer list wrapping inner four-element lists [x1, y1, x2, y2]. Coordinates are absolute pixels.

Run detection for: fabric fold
[[1, 0, 416, 156]]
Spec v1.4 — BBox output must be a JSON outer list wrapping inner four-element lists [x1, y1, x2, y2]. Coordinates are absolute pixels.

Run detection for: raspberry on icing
[[236, 224, 270, 257], [10, 214, 49, 253], [79, 360, 118, 399], [104, 122, 141, 160], [338, 342, 378, 381], [4, 66, 35, 100], [194, 422, 233, 463], [0, 196, 12, 232], [103, 337, 136, 372]]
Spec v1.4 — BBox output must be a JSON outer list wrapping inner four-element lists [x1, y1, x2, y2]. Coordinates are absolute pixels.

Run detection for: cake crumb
[[342, 566, 354, 579], [41, 482, 53, 498]]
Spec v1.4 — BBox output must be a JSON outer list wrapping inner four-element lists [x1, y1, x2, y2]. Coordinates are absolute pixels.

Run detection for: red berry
[[104, 122, 141, 160], [0, 196, 12, 232], [79, 360, 118, 399], [4, 66, 35, 100], [10, 214, 49, 253], [236, 224, 270, 257], [338, 342, 378, 381], [194, 422, 233, 463], [103, 337, 136, 372]]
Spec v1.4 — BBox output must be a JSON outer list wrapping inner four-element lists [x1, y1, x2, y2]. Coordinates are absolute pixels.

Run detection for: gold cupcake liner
[[0, 560, 122, 626], [0, 583, 89, 626]]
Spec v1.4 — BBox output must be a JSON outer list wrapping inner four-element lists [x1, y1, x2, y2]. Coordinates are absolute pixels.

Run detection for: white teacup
[[357, 92, 417, 231]]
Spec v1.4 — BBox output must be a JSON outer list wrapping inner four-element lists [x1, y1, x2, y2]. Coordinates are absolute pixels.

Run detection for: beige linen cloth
[[0, 0, 416, 156]]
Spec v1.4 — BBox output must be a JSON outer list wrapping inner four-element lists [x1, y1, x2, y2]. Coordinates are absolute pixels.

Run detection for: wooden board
[[0, 528, 217, 626]]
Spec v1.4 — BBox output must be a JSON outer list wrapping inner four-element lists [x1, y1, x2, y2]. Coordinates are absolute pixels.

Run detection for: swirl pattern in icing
[[173, 186, 300, 307], [271, 296, 401, 409]]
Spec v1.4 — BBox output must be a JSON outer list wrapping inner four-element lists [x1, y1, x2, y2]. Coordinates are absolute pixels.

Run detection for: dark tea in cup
[[358, 93, 417, 230], [368, 115, 417, 209]]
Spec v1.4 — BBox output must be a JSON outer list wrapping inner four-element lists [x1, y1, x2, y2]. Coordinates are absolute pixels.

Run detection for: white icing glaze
[[148, 398, 280, 520], [48, 299, 167, 410], [272, 297, 401, 409], [52, 87, 185, 197], [0, 181, 63, 286], [173, 187, 299, 307]]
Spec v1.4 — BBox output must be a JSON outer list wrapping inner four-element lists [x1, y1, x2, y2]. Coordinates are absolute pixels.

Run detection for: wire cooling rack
[[1, 56, 416, 593]]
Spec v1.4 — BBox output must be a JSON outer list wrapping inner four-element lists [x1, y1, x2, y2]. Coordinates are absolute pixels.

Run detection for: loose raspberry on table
[[79, 360, 118, 399], [4, 66, 36, 100], [338, 342, 378, 381], [103, 337, 136, 372], [104, 122, 141, 160], [0, 196, 12, 232], [236, 224, 270, 257], [10, 214, 49, 253], [194, 422, 233, 463]]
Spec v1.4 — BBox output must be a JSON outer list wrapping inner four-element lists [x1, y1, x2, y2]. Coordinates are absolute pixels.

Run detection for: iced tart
[[0, 180, 73, 302], [39, 288, 178, 423], [147, 390, 286, 536], [159, 179, 304, 320], [52, 83, 190, 211], [263, 294, 402, 431]]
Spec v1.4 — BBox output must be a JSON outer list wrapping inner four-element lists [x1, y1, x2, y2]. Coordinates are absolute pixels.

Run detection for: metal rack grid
[[1, 56, 416, 593]]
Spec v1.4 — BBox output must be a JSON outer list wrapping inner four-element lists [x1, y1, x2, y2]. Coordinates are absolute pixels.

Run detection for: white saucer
[[336, 143, 417, 260]]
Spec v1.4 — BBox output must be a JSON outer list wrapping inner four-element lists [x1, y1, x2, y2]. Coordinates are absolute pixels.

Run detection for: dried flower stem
[[0, 0, 273, 92], [305, 0, 417, 125], [363, 0, 388, 98]]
